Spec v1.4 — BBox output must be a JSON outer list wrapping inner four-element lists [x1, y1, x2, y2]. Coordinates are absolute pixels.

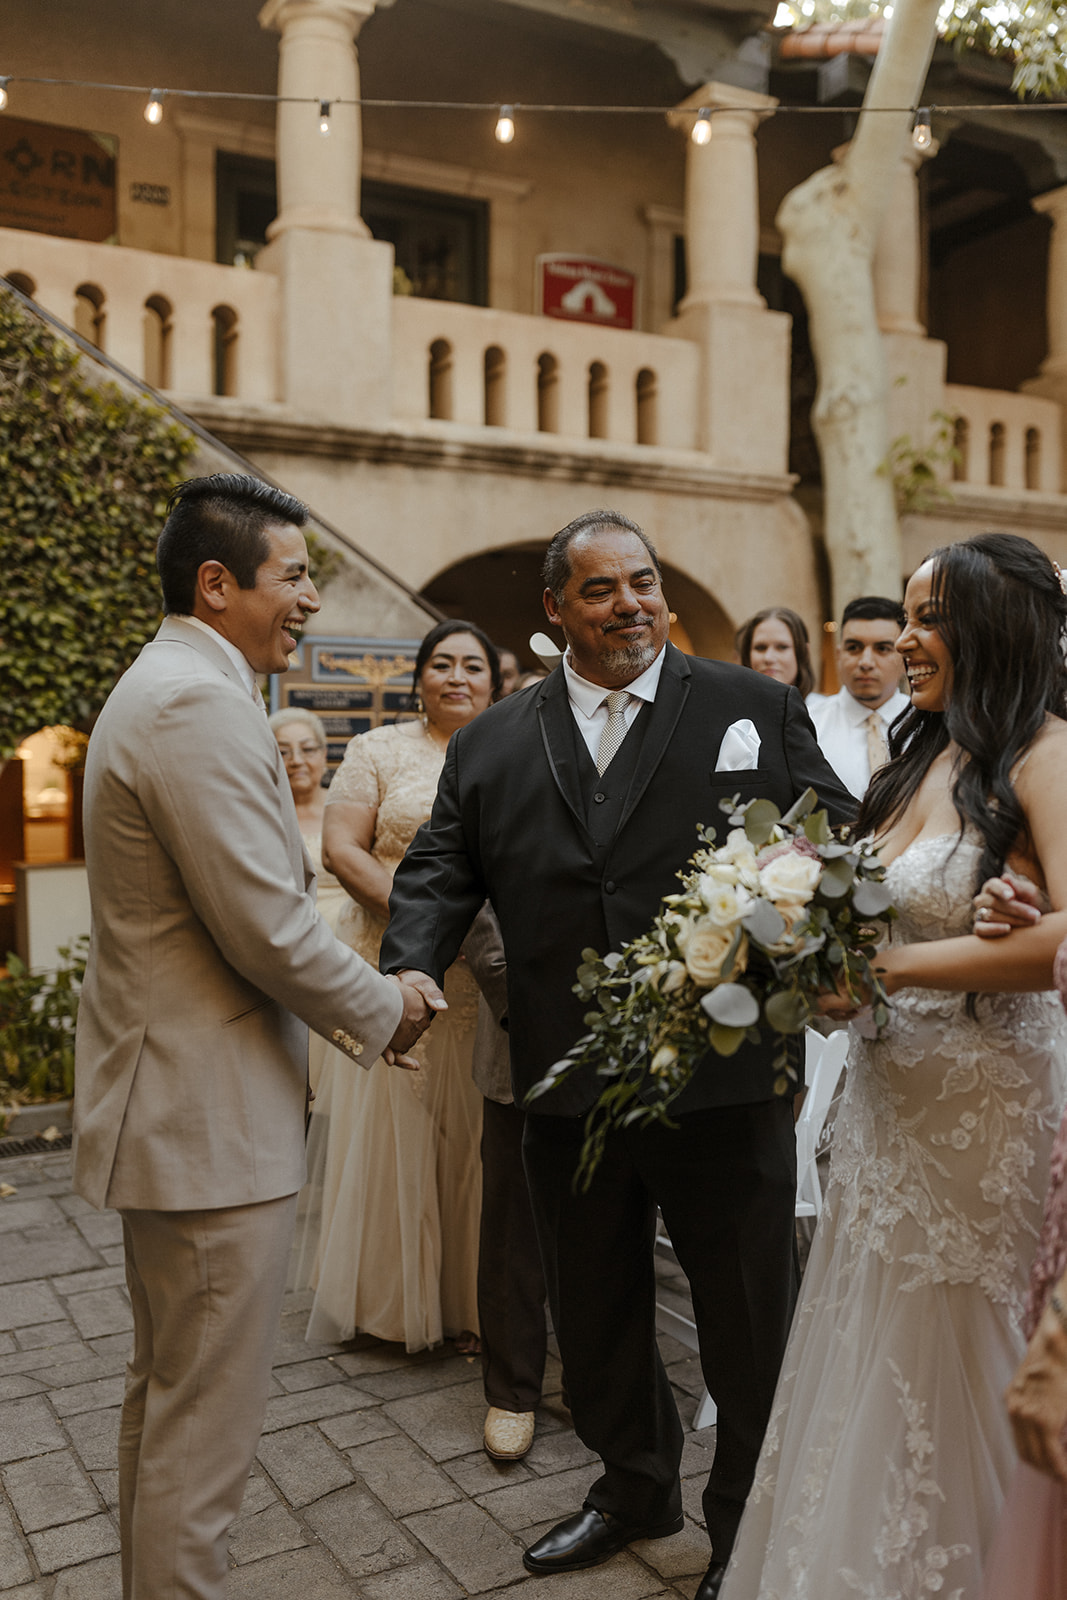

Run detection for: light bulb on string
[[319, 100, 331, 136], [691, 108, 712, 146], [0, 78, 9, 113], [911, 108, 932, 151], [495, 105, 515, 144], [144, 89, 164, 126]]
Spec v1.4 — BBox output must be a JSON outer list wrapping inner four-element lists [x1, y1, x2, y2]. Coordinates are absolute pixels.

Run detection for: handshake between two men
[[383, 969, 449, 1065]]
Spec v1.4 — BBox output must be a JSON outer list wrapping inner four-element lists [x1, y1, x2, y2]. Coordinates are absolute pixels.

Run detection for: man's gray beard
[[602, 637, 658, 677]]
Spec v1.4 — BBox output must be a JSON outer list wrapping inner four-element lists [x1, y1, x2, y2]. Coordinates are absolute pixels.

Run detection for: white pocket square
[[715, 719, 762, 772]]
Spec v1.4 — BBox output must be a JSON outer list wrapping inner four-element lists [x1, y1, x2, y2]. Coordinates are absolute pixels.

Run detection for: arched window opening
[[429, 338, 453, 420], [952, 416, 969, 482], [143, 295, 173, 389], [1025, 426, 1041, 492], [212, 305, 239, 397], [537, 352, 559, 434], [74, 283, 106, 349], [4, 271, 36, 299], [636, 368, 658, 447], [989, 421, 1006, 488], [587, 361, 609, 440], [484, 345, 506, 427]]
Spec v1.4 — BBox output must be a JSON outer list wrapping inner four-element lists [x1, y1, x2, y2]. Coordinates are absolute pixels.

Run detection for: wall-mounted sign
[[130, 182, 170, 207], [270, 636, 421, 772], [537, 254, 636, 330], [0, 116, 117, 243]]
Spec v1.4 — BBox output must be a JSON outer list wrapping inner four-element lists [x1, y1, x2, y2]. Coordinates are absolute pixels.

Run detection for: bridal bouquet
[[527, 788, 894, 1186]]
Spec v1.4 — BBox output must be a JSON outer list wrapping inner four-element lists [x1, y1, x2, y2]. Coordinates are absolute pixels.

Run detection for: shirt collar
[[179, 614, 258, 698], [562, 645, 667, 720], [838, 684, 909, 727]]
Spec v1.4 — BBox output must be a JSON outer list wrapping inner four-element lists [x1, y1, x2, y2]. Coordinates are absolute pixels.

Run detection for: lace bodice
[[324, 721, 479, 1033], [830, 832, 1067, 1315]]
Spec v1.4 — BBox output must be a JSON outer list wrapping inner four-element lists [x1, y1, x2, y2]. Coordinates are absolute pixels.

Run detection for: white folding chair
[[794, 1028, 849, 1220], [654, 1027, 850, 1431]]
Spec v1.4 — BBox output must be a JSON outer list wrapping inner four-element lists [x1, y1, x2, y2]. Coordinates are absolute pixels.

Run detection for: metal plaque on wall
[[269, 636, 421, 772]]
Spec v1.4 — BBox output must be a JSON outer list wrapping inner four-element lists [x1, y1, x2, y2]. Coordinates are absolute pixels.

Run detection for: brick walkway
[[0, 1149, 716, 1598]]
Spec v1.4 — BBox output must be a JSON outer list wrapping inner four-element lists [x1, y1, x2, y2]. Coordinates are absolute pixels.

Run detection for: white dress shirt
[[562, 647, 667, 763], [179, 614, 259, 700], [806, 685, 911, 799]]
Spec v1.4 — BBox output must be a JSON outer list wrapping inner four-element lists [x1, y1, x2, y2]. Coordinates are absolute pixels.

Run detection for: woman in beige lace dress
[[270, 709, 347, 1094], [295, 622, 499, 1352]]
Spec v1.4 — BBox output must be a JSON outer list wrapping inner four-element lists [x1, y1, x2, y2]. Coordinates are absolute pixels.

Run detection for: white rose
[[699, 863, 739, 888], [720, 829, 759, 871], [677, 918, 748, 987], [758, 850, 822, 906], [701, 881, 754, 929]]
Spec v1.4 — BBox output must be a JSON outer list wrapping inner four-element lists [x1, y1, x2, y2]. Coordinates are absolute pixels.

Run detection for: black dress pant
[[522, 1097, 798, 1562], [478, 1098, 548, 1412]]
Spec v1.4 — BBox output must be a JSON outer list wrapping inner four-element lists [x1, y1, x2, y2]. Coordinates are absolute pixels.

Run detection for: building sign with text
[[270, 637, 421, 771], [537, 254, 636, 330], [0, 116, 117, 243]]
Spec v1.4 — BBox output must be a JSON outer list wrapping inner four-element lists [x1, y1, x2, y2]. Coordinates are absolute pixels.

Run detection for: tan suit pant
[[118, 1193, 298, 1599]]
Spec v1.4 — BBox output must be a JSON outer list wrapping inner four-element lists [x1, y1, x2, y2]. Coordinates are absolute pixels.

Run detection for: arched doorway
[[421, 545, 735, 675]]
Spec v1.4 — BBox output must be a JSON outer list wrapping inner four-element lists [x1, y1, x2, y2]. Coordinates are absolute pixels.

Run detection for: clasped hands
[[383, 969, 448, 1068]]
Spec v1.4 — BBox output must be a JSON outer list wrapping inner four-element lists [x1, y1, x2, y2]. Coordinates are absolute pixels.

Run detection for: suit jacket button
[[332, 1029, 343, 1042], [604, 880, 616, 894], [593, 792, 606, 803], [354, 1043, 363, 1056]]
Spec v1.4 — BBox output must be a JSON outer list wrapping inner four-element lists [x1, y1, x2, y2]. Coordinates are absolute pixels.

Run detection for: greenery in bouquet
[[526, 788, 894, 1187]]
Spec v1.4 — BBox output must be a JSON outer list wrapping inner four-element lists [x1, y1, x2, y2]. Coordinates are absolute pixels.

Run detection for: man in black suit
[[381, 511, 855, 1598]]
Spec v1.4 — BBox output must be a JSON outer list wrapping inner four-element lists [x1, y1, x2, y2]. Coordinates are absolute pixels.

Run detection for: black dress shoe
[[695, 1559, 728, 1599], [522, 1504, 684, 1574]]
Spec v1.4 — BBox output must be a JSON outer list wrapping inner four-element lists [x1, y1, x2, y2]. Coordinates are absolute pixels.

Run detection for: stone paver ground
[[0, 1150, 717, 1598]]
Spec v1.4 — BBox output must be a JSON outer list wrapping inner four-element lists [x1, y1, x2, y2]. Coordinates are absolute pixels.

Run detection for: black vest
[[572, 700, 652, 858]]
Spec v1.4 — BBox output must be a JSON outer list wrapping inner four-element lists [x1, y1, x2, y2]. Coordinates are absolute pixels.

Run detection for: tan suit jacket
[[73, 616, 403, 1212]]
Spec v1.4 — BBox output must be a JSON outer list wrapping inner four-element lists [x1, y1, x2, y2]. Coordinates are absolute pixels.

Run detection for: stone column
[[1022, 185, 1067, 489], [873, 141, 935, 336], [668, 83, 775, 311], [666, 83, 791, 473], [1034, 186, 1067, 379], [257, 0, 394, 425]]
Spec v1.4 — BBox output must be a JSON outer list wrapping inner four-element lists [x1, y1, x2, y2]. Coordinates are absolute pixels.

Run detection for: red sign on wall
[[537, 254, 636, 330]]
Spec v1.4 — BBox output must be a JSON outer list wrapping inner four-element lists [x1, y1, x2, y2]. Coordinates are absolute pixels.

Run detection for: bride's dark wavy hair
[[857, 532, 1067, 893]]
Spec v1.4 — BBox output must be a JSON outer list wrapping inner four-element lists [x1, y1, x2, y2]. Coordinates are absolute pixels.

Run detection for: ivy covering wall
[[0, 288, 196, 759]]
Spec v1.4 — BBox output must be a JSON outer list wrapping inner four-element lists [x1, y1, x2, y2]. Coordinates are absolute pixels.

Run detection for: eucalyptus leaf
[[763, 989, 809, 1033], [700, 983, 760, 1027], [741, 898, 787, 945], [709, 1022, 747, 1056], [744, 799, 783, 848], [819, 858, 856, 899], [802, 809, 831, 846], [780, 787, 817, 828], [852, 879, 894, 916]]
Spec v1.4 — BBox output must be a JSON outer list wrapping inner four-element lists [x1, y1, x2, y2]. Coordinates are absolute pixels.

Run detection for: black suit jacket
[[382, 645, 856, 1116]]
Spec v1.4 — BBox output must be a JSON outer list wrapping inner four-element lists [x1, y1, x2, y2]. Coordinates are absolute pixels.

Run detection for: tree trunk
[[777, 0, 941, 614]]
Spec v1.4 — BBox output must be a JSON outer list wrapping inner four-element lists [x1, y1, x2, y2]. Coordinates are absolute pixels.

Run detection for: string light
[[691, 107, 712, 146], [319, 99, 331, 136], [495, 104, 515, 144], [911, 108, 932, 150], [0, 73, 1060, 127]]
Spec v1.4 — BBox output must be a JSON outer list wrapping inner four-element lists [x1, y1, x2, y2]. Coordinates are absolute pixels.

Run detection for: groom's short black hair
[[542, 509, 661, 603], [157, 474, 308, 615]]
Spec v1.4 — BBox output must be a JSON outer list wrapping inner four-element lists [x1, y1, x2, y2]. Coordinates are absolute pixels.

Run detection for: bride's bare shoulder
[[1016, 716, 1067, 791]]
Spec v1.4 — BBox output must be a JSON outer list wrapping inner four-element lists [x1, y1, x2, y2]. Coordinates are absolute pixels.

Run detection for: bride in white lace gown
[[721, 535, 1067, 1600]]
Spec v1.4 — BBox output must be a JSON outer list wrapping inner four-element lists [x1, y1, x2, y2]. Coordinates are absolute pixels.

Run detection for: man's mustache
[[602, 615, 655, 636]]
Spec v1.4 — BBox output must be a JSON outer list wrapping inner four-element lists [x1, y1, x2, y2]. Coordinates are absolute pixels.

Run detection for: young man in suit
[[381, 510, 856, 1600], [73, 473, 432, 1600]]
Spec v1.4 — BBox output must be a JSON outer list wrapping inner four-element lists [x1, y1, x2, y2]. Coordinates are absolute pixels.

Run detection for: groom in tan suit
[[73, 473, 433, 1599]]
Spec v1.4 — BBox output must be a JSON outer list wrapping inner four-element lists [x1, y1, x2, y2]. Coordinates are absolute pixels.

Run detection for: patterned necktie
[[596, 691, 632, 775], [865, 711, 889, 777]]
